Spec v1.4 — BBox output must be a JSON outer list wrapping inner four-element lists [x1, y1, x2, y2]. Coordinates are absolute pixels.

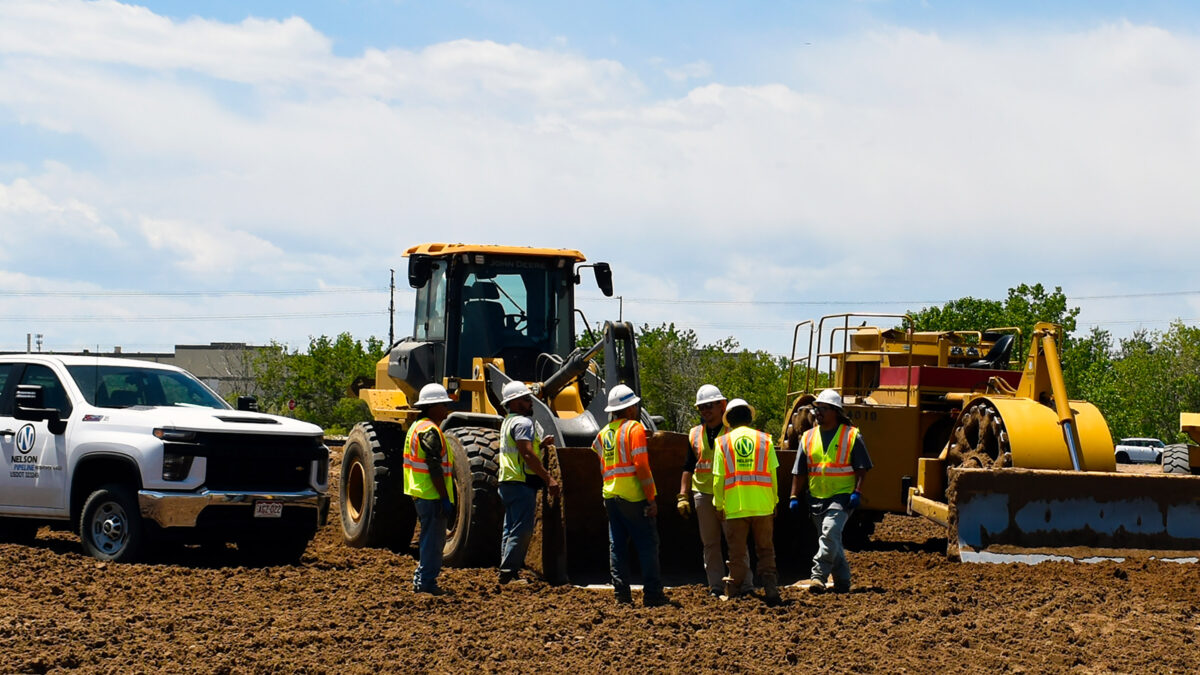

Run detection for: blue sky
[[2, 0, 1200, 357]]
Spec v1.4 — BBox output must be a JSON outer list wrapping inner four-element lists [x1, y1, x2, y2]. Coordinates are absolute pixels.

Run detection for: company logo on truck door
[[15, 424, 35, 454]]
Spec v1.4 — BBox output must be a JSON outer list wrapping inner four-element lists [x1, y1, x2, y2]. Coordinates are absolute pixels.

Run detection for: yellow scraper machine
[[781, 313, 1200, 563]]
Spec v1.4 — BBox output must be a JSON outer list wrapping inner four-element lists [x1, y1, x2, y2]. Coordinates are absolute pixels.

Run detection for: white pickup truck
[[0, 354, 329, 563]]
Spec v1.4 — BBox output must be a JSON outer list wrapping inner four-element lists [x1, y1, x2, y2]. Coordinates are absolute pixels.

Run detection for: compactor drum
[[338, 243, 693, 583], [783, 314, 1200, 562]]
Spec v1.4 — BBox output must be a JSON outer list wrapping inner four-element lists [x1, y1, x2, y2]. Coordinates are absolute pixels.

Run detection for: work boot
[[720, 577, 742, 600], [831, 582, 851, 594], [763, 575, 781, 606], [615, 590, 633, 605], [643, 592, 670, 608], [806, 578, 826, 595]]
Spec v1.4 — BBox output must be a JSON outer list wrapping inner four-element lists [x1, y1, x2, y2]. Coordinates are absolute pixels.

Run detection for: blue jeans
[[810, 507, 851, 586], [605, 497, 662, 598], [499, 482, 537, 575], [413, 498, 447, 592]]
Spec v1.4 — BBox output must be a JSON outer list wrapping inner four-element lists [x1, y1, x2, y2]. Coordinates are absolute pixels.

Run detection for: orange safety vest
[[403, 418, 455, 502], [592, 419, 654, 502], [802, 424, 858, 499]]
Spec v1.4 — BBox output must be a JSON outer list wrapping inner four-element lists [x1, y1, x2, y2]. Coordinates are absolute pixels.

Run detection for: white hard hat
[[815, 388, 843, 410], [501, 381, 533, 406], [694, 384, 726, 407], [723, 398, 756, 425], [416, 383, 454, 407], [604, 384, 641, 412]]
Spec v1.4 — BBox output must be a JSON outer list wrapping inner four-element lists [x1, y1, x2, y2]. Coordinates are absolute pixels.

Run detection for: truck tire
[[1162, 443, 1194, 475], [443, 426, 503, 566], [79, 483, 144, 563], [339, 422, 415, 549]]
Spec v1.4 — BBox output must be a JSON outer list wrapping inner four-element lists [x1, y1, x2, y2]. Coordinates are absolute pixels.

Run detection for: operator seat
[[967, 334, 1016, 370], [458, 282, 505, 375]]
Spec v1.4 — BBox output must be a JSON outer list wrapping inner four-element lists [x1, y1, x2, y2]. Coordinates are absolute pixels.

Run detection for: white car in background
[[1114, 437, 1166, 464]]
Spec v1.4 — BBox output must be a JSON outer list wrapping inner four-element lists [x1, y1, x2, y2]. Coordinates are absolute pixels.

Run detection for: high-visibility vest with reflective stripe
[[688, 424, 727, 495], [403, 418, 455, 502], [592, 419, 651, 502], [803, 424, 859, 499], [714, 426, 777, 517], [498, 414, 542, 484]]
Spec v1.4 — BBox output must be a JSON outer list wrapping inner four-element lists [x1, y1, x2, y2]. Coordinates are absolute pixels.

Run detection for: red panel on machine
[[879, 366, 1022, 390]]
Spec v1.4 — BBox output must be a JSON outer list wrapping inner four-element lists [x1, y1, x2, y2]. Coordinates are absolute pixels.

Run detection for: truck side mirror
[[408, 256, 432, 289], [14, 384, 67, 435], [594, 262, 613, 297], [236, 396, 258, 412]]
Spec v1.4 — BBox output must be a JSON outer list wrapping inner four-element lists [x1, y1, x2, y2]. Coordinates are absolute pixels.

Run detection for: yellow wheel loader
[[339, 243, 693, 583], [782, 313, 1200, 562]]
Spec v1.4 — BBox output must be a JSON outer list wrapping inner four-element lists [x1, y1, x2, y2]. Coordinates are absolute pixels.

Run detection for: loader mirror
[[594, 262, 613, 297], [408, 256, 432, 289]]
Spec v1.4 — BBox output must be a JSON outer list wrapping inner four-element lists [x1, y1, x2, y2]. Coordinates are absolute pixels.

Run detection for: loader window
[[456, 261, 571, 380], [415, 260, 447, 342]]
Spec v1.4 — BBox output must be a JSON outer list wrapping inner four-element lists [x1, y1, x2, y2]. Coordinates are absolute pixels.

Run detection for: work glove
[[848, 491, 861, 510], [788, 497, 801, 514], [441, 497, 454, 517], [676, 493, 693, 518]]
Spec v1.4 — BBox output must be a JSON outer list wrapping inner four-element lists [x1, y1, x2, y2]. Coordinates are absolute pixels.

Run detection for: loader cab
[[402, 244, 604, 402]]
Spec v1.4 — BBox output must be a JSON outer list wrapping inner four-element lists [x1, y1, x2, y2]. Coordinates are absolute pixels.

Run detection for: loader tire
[[339, 422, 415, 549], [443, 426, 503, 567], [1162, 443, 1194, 475]]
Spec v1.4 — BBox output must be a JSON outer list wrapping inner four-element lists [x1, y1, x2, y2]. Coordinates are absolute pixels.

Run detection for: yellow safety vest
[[403, 418, 455, 502], [498, 414, 542, 484], [803, 424, 859, 499], [687, 424, 727, 495], [592, 419, 652, 502], [713, 426, 777, 518]]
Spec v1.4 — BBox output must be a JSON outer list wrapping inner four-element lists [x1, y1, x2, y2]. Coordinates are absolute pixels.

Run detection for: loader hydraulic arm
[[1038, 326, 1084, 471], [540, 339, 606, 403]]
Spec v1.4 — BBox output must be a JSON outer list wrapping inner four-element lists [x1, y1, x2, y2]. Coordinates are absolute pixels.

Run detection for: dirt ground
[[4, 471, 1200, 674]]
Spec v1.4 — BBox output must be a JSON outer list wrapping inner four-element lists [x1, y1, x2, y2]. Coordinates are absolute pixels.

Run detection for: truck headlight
[[162, 452, 194, 481]]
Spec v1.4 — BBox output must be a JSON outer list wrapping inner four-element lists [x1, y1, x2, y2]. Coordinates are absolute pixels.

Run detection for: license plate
[[254, 501, 283, 518]]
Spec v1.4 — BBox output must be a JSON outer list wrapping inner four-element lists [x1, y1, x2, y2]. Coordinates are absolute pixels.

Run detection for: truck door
[[0, 364, 71, 510]]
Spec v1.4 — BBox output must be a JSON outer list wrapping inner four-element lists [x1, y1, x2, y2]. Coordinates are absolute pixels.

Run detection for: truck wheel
[[1162, 444, 1194, 475], [79, 484, 144, 563], [443, 426, 503, 566], [339, 422, 415, 549]]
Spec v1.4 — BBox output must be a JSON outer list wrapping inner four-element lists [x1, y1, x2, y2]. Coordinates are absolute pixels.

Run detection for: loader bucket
[[528, 431, 699, 584], [949, 467, 1200, 562]]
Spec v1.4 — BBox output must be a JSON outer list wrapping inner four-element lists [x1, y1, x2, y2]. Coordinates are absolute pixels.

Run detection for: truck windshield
[[67, 365, 231, 410]]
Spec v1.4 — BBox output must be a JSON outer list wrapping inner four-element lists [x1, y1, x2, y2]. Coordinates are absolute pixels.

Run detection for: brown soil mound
[[4, 478, 1199, 673]]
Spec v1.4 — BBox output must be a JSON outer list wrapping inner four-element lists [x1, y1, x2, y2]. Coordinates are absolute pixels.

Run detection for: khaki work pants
[[723, 514, 777, 592], [694, 491, 754, 593]]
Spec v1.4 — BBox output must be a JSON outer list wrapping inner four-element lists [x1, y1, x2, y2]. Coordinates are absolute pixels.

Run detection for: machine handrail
[[816, 313, 914, 407]]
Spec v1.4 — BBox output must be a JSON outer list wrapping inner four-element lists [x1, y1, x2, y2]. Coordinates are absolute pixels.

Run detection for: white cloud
[[1, 3, 1199, 352]]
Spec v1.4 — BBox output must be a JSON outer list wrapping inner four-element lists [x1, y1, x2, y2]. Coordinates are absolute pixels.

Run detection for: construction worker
[[677, 384, 753, 596], [402, 383, 456, 595], [497, 381, 560, 584], [592, 384, 667, 607], [789, 388, 872, 594], [712, 398, 781, 605]]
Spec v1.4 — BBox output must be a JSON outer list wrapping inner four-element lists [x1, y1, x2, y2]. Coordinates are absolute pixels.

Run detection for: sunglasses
[[814, 405, 836, 414], [697, 402, 718, 412]]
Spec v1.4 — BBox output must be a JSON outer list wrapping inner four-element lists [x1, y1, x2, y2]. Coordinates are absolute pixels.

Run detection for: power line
[[0, 288, 387, 298], [0, 311, 385, 324]]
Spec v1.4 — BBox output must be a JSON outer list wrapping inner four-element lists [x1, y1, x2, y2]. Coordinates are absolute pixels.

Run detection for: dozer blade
[[949, 467, 1200, 563]]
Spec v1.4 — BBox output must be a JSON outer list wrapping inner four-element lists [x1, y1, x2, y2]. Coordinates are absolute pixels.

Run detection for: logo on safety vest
[[734, 436, 756, 460], [15, 424, 35, 454], [601, 428, 618, 462]]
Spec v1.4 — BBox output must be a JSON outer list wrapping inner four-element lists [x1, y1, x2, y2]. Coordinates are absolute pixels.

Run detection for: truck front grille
[[163, 432, 326, 492]]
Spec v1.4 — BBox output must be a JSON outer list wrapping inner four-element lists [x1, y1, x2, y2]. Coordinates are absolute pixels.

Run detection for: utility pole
[[36, 334, 43, 352], [388, 269, 395, 347], [617, 296, 623, 322], [26, 333, 31, 353]]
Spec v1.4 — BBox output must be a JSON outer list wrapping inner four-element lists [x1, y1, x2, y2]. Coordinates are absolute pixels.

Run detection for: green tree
[[248, 333, 385, 434]]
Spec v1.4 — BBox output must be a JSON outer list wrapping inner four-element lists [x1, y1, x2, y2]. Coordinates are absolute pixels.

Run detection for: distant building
[[3, 343, 277, 399]]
